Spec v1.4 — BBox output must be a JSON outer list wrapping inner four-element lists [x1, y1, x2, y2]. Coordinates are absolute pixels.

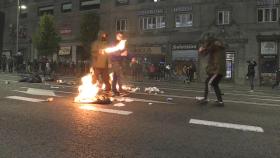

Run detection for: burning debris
[[74, 72, 113, 104]]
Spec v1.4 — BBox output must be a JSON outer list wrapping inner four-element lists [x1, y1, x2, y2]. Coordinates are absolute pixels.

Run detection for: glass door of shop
[[225, 52, 235, 80]]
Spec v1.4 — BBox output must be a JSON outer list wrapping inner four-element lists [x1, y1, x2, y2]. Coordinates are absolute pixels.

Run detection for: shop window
[[116, 19, 127, 32], [257, 8, 278, 22], [61, 2, 72, 13], [175, 13, 193, 27], [38, 5, 54, 16], [80, 0, 100, 11]]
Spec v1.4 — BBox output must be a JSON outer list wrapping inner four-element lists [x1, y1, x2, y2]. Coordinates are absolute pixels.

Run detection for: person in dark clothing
[[92, 31, 111, 93], [247, 60, 257, 92], [196, 34, 226, 106], [272, 68, 280, 89], [2, 55, 7, 72], [8, 57, 13, 73]]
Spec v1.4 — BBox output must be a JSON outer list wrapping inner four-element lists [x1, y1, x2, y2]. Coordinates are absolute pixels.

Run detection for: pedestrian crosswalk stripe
[[79, 105, 132, 115], [6, 96, 45, 102], [189, 119, 264, 133]]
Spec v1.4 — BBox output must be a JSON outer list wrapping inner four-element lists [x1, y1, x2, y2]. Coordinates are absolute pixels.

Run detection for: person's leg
[[203, 75, 212, 100], [102, 68, 111, 92], [112, 72, 118, 92], [211, 74, 223, 102], [249, 76, 254, 90]]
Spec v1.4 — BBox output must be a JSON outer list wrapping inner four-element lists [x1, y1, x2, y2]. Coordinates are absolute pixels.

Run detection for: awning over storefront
[[172, 50, 198, 61]]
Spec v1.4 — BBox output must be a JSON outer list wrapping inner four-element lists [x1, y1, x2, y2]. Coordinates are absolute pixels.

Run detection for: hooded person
[[91, 31, 111, 92], [197, 33, 226, 106]]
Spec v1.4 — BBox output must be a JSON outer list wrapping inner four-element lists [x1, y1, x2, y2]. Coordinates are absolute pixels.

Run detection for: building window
[[61, 2, 72, 13], [217, 10, 230, 25], [116, 19, 127, 32], [38, 5, 54, 16], [140, 16, 165, 30], [80, 0, 100, 11], [116, 0, 129, 6], [175, 13, 193, 27], [257, 8, 278, 22]]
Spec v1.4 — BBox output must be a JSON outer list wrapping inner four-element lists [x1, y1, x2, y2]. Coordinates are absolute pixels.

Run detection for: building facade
[[101, 0, 280, 85], [1, 0, 280, 85]]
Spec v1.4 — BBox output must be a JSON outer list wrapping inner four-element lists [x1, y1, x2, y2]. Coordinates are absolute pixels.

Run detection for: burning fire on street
[[74, 39, 128, 105]]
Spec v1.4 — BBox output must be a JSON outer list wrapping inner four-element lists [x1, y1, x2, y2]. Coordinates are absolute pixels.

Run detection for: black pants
[[204, 74, 223, 102]]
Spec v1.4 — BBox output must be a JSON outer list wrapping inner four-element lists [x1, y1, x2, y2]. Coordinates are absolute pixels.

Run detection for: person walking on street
[[247, 60, 257, 92], [272, 68, 280, 89], [91, 31, 111, 93], [196, 34, 226, 106]]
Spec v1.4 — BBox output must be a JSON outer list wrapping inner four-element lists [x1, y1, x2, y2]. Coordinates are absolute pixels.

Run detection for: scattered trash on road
[[145, 87, 160, 94], [148, 102, 153, 105], [46, 98, 54, 102], [167, 98, 173, 102], [5, 81, 10, 84]]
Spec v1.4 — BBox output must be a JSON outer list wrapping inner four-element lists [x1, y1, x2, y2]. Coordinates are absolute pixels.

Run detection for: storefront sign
[[59, 46, 71, 55], [60, 28, 72, 35], [134, 47, 162, 54], [173, 6, 192, 12], [257, 0, 280, 6], [137, 9, 164, 15], [116, 0, 129, 5], [172, 43, 197, 50], [261, 41, 277, 54]]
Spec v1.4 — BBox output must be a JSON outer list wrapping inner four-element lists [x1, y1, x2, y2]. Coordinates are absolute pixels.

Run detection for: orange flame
[[74, 73, 99, 103], [104, 40, 127, 53]]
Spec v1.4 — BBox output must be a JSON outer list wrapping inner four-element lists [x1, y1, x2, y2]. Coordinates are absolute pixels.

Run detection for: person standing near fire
[[91, 31, 111, 93], [196, 33, 226, 107], [109, 32, 128, 95]]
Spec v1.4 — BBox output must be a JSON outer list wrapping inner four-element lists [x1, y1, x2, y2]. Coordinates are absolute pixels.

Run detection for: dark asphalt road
[[0, 73, 279, 158]]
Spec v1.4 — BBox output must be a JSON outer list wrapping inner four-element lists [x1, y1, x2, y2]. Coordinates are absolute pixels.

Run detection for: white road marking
[[79, 105, 132, 115], [159, 87, 280, 99], [26, 88, 56, 96], [136, 92, 280, 107], [189, 119, 264, 133], [6, 96, 45, 102]]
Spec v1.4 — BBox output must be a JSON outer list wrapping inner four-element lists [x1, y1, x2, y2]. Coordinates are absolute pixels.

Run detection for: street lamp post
[[16, 0, 27, 56], [16, 0, 20, 56]]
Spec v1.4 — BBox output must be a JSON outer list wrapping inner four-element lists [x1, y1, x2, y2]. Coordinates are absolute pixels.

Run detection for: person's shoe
[[214, 100, 225, 107], [249, 90, 254, 92]]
